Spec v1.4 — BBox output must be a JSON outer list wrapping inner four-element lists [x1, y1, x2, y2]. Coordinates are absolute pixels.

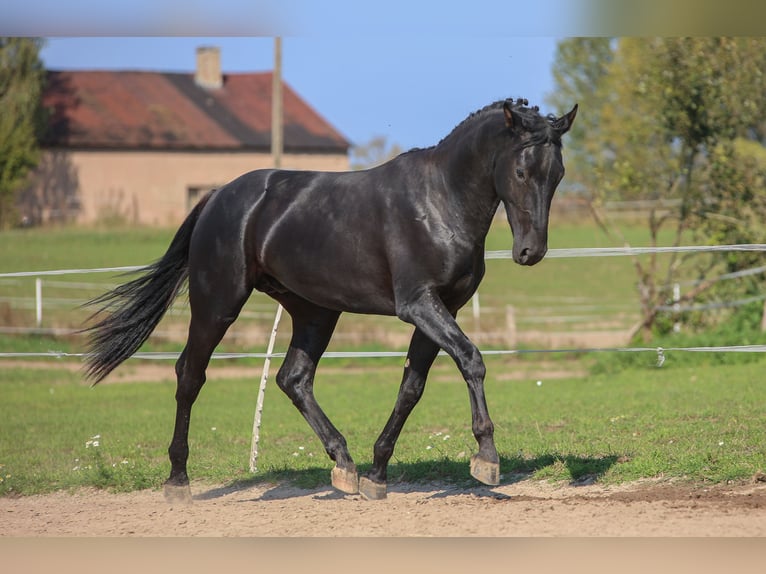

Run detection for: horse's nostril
[[520, 247, 530, 262]]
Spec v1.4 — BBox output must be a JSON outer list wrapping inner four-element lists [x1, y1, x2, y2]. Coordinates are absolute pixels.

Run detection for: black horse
[[84, 98, 577, 501]]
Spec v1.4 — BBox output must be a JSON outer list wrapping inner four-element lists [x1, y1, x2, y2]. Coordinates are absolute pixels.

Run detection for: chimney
[[195, 46, 222, 89]]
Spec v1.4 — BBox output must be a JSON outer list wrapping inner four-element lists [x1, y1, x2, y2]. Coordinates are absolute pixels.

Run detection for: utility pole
[[271, 37, 283, 169]]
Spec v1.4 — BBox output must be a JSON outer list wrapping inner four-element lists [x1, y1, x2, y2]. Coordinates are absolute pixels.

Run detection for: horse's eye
[[515, 168, 525, 179]]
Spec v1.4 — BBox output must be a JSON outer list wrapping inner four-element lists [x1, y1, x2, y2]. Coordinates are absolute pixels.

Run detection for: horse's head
[[494, 100, 577, 266]]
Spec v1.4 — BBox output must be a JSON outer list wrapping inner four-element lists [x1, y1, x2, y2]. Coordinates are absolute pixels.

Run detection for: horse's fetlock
[[373, 439, 394, 463]]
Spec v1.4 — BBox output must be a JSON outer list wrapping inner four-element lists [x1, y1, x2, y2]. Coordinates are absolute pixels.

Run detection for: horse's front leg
[[397, 289, 500, 487], [359, 328, 440, 500]]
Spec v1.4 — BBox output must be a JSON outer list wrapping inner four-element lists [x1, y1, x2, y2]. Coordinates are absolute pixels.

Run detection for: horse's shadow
[[194, 453, 621, 502]]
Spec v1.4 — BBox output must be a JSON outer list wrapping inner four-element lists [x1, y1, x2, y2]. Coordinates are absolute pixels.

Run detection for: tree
[[550, 37, 766, 341], [546, 37, 614, 196], [0, 38, 46, 229]]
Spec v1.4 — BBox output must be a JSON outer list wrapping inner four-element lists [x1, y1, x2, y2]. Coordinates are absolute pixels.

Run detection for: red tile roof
[[42, 70, 350, 152]]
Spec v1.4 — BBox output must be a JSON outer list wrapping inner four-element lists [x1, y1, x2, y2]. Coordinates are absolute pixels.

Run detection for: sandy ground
[[2, 477, 766, 537]]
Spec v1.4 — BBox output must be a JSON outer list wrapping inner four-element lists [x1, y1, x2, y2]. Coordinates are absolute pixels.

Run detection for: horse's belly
[[257, 238, 396, 315], [290, 267, 397, 315]]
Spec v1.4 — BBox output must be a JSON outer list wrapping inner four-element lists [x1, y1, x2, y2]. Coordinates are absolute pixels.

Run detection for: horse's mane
[[404, 98, 559, 156]]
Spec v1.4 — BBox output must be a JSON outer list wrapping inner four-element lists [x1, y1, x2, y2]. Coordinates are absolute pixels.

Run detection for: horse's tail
[[83, 190, 216, 384]]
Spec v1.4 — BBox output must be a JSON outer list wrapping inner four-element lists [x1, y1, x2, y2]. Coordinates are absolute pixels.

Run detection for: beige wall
[[21, 148, 350, 226]]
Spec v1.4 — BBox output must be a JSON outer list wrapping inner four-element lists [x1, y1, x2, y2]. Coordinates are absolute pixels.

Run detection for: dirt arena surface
[[2, 477, 765, 537]]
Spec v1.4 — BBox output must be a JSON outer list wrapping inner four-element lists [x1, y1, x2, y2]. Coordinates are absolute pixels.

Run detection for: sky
[[38, 36, 562, 151], [4, 0, 753, 152]]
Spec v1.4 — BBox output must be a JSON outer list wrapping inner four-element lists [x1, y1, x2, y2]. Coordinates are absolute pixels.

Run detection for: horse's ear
[[555, 104, 578, 134], [503, 101, 517, 129]]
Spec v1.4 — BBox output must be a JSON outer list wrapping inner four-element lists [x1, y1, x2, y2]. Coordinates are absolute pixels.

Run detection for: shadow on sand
[[194, 453, 622, 502]]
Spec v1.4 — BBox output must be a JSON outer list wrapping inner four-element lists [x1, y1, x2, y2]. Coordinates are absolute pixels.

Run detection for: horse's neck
[[433, 116, 501, 240]]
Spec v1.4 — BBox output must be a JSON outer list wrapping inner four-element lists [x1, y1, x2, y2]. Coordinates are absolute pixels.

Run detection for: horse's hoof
[[331, 464, 359, 494], [470, 454, 500, 486], [163, 482, 193, 505], [359, 477, 387, 500]]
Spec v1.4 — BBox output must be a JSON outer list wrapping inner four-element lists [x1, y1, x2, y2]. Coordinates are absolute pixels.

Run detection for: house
[[21, 46, 351, 226]]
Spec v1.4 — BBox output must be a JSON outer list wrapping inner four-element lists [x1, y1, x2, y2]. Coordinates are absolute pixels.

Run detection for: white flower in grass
[[291, 446, 307, 457]]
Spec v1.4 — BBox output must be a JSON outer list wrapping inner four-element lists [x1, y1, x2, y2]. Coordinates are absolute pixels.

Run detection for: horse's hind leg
[[164, 275, 251, 504], [359, 328, 440, 500], [274, 298, 358, 493]]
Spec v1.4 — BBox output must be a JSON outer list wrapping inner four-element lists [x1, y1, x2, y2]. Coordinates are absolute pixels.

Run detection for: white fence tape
[[2, 243, 766, 279], [487, 243, 766, 259], [676, 264, 766, 287], [656, 293, 766, 312], [0, 265, 142, 279], [3, 344, 766, 362]]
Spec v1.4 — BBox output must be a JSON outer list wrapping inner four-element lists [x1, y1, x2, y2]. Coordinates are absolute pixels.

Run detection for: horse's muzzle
[[514, 244, 547, 266]]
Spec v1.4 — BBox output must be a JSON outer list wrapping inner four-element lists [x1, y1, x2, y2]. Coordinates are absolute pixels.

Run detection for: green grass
[[0, 225, 175, 271], [1, 354, 764, 496]]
